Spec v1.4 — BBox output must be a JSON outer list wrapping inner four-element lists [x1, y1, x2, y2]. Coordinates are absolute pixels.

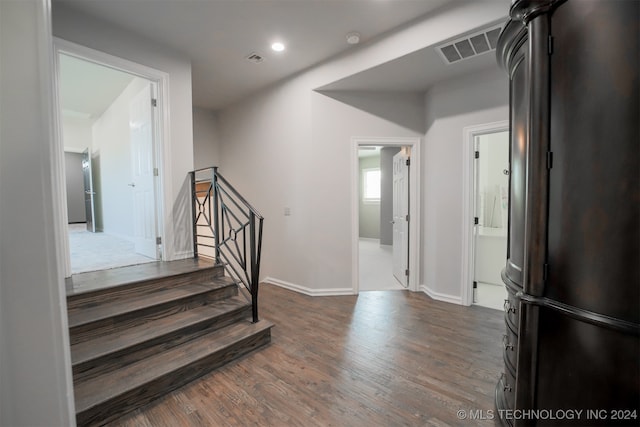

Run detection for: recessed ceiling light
[[271, 42, 285, 52]]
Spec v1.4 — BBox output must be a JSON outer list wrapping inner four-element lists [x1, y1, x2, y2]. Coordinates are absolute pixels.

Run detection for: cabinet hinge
[[473, 281, 478, 289], [405, 214, 410, 222], [475, 151, 480, 159], [474, 217, 479, 225], [153, 167, 159, 176], [156, 236, 162, 245], [406, 158, 411, 166], [548, 35, 553, 55], [405, 269, 410, 277], [546, 152, 553, 169], [151, 98, 157, 107]]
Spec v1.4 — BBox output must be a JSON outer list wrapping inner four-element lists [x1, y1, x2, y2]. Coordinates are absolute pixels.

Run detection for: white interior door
[[129, 82, 158, 259], [392, 150, 409, 287]]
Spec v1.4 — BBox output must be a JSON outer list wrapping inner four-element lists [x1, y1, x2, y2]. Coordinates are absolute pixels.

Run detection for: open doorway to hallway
[[57, 50, 161, 275], [357, 145, 410, 292]]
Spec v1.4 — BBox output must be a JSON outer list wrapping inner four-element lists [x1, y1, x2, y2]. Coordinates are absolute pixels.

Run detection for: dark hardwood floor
[[107, 284, 503, 426]]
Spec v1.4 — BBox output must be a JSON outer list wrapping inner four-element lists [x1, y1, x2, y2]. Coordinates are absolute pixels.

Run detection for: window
[[362, 168, 381, 203]]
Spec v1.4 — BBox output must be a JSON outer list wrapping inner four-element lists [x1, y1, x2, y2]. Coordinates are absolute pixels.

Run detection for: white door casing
[[461, 121, 509, 305], [52, 38, 170, 277], [392, 149, 409, 287], [351, 137, 421, 294], [130, 83, 158, 259]]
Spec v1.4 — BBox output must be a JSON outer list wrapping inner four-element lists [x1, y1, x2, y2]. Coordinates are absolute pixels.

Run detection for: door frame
[[52, 38, 169, 277], [461, 120, 509, 306], [351, 136, 421, 294]]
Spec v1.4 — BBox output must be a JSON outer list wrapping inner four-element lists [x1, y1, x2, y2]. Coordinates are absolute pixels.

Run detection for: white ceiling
[[53, 0, 468, 111], [59, 54, 135, 119], [317, 28, 502, 93], [54, 0, 509, 116]]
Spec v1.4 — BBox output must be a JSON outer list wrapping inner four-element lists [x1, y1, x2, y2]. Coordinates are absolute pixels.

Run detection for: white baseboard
[[263, 277, 355, 297], [420, 284, 463, 305]]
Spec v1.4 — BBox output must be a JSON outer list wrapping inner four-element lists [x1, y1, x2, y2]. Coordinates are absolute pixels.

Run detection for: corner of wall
[[263, 277, 355, 297], [419, 284, 463, 305]]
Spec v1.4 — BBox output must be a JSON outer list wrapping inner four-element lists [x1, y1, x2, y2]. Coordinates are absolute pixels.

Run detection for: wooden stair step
[[68, 276, 237, 330], [74, 319, 274, 426], [71, 295, 250, 372], [66, 259, 221, 304]]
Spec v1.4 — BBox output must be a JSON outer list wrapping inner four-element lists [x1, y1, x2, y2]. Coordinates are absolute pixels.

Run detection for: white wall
[[91, 77, 148, 237], [218, 1, 507, 295], [193, 107, 221, 170], [219, 74, 422, 294], [52, 3, 195, 260], [62, 115, 93, 152], [421, 69, 508, 303], [0, 1, 75, 425]]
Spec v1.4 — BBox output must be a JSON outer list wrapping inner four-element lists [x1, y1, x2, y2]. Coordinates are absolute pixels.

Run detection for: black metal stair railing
[[190, 167, 264, 322]]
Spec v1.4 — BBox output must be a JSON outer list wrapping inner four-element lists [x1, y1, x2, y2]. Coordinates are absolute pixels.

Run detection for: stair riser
[[67, 266, 224, 310], [73, 304, 252, 383], [76, 328, 272, 427], [70, 285, 238, 345]]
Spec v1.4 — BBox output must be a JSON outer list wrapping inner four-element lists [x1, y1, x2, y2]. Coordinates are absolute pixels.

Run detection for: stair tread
[[71, 295, 250, 366], [68, 276, 236, 329], [66, 258, 219, 298], [74, 319, 274, 414]]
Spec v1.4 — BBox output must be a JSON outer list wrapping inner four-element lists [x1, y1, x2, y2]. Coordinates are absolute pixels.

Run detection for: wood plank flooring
[[107, 284, 504, 427]]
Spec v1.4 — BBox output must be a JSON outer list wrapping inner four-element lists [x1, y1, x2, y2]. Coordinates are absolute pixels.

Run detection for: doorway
[[54, 40, 166, 277], [352, 137, 421, 294], [461, 121, 509, 309], [473, 131, 509, 309]]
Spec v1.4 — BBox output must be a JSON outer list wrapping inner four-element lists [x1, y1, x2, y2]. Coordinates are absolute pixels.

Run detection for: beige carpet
[[68, 223, 156, 274]]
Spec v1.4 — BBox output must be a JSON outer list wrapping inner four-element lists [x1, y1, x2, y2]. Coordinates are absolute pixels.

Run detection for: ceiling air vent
[[245, 52, 265, 64], [437, 24, 503, 65]]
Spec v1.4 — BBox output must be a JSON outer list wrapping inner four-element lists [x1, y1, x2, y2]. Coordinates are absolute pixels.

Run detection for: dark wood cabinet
[[496, 1, 639, 425]]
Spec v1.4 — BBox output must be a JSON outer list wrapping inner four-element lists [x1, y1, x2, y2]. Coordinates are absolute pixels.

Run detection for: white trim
[[52, 38, 171, 277], [420, 284, 463, 305], [263, 277, 355, 296], [461, 121, 509, 306], [351, 136, 421, 294], [39, 1, 77, 422]]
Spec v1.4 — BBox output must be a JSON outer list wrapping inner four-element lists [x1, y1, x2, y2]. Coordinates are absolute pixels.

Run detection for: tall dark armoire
[[495, 0, 639, 425]]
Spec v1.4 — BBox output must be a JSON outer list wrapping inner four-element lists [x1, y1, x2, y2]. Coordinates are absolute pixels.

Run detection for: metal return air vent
[[437, 25, 502, 64], [245, 52, 264, 64]]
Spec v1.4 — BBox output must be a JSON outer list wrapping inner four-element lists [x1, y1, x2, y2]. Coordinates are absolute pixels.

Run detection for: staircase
[[66, 259, 273, 426]]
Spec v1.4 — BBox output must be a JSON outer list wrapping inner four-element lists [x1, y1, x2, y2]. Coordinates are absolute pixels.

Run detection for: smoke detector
[[346, 32, 361, 45], [436, 24, 503, 65]]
